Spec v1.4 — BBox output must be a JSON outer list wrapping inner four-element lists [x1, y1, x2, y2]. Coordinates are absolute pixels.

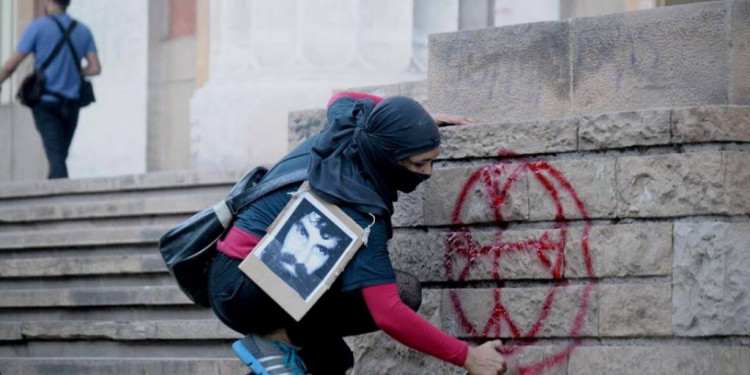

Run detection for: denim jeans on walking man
[[31, 100, 79, 179]]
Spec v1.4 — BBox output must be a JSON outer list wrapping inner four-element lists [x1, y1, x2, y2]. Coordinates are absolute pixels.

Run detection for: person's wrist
[[462, 345, 475, 370]]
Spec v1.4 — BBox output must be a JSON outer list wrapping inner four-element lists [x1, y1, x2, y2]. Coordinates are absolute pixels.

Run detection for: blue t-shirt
[[17, 13, 97, 102], [234, 136, 397, 292]]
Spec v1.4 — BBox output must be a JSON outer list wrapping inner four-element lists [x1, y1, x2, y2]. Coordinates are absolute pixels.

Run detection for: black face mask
[[388, 163, 431, 193]]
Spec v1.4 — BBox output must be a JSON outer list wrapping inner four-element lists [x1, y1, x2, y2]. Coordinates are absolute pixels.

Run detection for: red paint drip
[[444, 154, 595, 375]]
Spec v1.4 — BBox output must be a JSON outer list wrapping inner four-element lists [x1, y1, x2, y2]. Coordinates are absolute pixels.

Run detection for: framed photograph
[[238, 182, 365, 321]]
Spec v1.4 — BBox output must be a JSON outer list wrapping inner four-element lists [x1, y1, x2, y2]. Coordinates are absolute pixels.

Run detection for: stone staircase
[[0, 171, 249, 374], [2, 1, 750, 374]]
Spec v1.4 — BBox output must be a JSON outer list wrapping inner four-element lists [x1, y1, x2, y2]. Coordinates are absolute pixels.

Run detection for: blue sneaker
[[232, 334, 308, 375]]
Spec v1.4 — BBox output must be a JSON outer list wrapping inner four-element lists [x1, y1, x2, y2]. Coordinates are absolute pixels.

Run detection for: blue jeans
[[31, 100, 79, 179]]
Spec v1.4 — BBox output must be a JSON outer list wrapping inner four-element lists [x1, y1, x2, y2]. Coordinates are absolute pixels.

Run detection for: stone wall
[[291, 2, 750, 374]]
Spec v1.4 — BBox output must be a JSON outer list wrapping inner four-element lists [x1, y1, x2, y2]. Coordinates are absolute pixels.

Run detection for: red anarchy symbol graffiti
[[444, 154, 595, 375]]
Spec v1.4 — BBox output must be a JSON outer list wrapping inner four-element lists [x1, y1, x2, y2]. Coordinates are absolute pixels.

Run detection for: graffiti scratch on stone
[[444, 151, 595, 374]]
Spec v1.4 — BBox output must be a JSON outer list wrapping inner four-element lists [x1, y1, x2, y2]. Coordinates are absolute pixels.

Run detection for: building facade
[[0, 0, 701, 182]]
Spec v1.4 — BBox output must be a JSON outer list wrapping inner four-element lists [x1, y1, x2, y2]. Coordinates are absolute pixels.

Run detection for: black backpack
[[17, 16, 95, 107], [158, 167, 307, 307]]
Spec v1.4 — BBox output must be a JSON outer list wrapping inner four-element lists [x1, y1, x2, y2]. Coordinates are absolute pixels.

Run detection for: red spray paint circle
[[444, 155, 595, 375]]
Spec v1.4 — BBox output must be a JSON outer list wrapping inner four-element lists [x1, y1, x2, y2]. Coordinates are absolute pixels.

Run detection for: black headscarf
[[308, 96, 441, 217]]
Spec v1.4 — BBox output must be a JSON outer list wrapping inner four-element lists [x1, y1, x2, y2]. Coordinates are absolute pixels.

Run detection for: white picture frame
[[238, 182, 365, 321]]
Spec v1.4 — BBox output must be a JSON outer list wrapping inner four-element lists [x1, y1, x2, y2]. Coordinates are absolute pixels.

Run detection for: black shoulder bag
[[48, 16, 95, 107], [158, 167, 308, 307], [16, 18, 78, 107]]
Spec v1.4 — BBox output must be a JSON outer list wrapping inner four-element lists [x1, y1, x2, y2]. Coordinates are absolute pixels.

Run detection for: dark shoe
[[232, 334, 308, 375]]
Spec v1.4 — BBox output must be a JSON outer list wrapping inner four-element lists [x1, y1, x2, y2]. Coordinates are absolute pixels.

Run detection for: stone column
[[189, 0, 461, 170], [67, 0, 149, 178], [0, 0, 46, 182], [493, 0, 559, 26], [561, 0, 661, 19]]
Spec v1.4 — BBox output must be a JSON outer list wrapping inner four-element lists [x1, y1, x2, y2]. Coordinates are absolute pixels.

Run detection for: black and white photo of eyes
[[258, 198, 351, 300]]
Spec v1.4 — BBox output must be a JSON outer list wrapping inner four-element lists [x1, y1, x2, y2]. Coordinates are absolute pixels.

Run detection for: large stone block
[[443, 227, 571, 282], [598, 283, 671, 337], [616, 152, 726, 217], [572, 2, 738, 115], [391, 223, 671, 283], [423, 164, 529, 226], [392, 184, 425, 228], [392, 226, 573, 283], [673, 222, 750, 336], [731, 0, 750, 104], [528, 158, 617, 221], [724, 151, 750, 215], [578, 109, 671, 150], [389, 229, 445, 282], [568, 346, 750, 375], [671, 105, 750, 143], [502, 345, 568, 375], [347, 290, 453, 375], [428, 20, 571, 123], [442, 286, 597, 339], [565, 223, 673, 278], [438, 119, 578, 160], [287, 108, 327, 151]]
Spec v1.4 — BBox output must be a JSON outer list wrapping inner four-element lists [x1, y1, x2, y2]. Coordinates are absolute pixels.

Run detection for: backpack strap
[[38, 16, 78, 73], [48, 17, 83, 80], [225, 168, 308, 215]]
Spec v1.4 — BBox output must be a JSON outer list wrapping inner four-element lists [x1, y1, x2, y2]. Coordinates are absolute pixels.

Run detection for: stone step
[[0, 274, 177, 295], [0, 305, 214, 324], [0, 286, 191, 308], [2, 346, 746, 375], [0, 243, 160, 260], [0, 320, 239, 341], [427, 1, 750, 123], [0, 224, 173, 250], [0, 358, 247, 375], [0, 254, 167, 278], [442, 105, 750, 159], [0, 188, 226, 223], [288, 105, 750, 161], [0, 339, 237, 359], [0, 169, 243, 200]]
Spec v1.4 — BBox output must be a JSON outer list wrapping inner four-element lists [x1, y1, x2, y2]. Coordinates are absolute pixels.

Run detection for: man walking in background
[[0, 0, 100, 179]]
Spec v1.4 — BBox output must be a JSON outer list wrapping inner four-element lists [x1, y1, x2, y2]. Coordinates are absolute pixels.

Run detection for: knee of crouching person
[[394, 269, 422, 312]]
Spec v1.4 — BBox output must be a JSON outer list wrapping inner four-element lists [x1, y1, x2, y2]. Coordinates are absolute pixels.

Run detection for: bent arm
[[82, 51, 101, 77], [362, 283, 469, 366], [363, 283, 508, 374], [0, 52, 28, 86]]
